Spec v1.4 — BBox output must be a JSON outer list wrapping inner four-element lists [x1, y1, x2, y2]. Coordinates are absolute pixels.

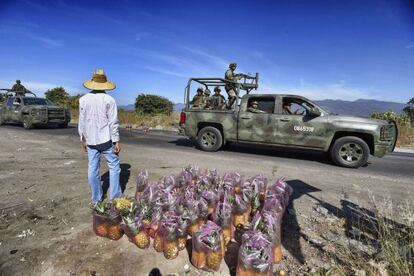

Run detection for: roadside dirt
[[0, 126, 412, 276]]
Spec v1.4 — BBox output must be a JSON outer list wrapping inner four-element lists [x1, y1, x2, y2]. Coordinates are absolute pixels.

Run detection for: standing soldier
[[11, 80, 29, 96], [191, 87, 205, 109], [212, 86, 226, 110], [203, 89, 212, 109], [224, 63, 241, 109]]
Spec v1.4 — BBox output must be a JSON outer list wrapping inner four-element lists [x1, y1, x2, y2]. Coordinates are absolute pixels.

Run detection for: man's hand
[[114, 142, 121, 155], [81, 140, 87, 152]]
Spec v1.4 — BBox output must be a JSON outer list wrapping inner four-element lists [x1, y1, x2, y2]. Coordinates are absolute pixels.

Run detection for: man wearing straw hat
[[78, 69, 122, 205]]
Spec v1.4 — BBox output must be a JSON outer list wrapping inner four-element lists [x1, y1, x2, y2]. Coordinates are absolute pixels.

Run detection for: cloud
[[143, 66, 188, 78], [260, 81, 374, 101], [27, 34, 63, 47], [406, 44, 414, 49]]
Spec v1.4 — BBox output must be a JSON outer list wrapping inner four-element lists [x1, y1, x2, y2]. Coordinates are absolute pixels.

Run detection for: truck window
[[280, 97, 314, 116], [246, 97, 275, 113], [6, 97, 14, 108]]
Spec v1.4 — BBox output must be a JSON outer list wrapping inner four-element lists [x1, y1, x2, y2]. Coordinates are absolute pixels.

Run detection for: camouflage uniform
[[11, 80, 28, 96], [224, 63, 240, 109], [211, 87, 226, 110], [203, 89, 212, 109], [248, 101, 266, 114], [191, 88, 205, 109]]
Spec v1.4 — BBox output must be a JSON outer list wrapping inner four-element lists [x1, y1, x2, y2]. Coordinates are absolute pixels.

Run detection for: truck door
[[5, 97, 16, 122], [237, 96, 277, 143], [273, 96, 328, 149]]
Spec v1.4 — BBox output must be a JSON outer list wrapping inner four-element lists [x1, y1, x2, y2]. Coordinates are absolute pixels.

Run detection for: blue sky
[[0, 0, 413, 105]]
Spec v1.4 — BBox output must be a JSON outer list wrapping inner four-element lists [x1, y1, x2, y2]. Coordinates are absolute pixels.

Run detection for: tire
[[330, 136, 370, 168], [197, 126, 223, 152], [59, 122, 68, 128], [22, 116, 33, 129]]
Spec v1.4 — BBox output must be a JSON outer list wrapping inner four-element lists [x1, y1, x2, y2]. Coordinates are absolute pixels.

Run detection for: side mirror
[[309, 108, 321, 117]]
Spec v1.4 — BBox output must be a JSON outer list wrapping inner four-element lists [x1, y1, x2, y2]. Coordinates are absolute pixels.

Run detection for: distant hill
[[121, 99, 406, 117], [315, 99, 405, 117]]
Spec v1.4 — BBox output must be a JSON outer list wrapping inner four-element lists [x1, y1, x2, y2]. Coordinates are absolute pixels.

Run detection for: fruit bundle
[[212, 194, 233, 246], [191, 221, 225, 272], [135, 170, 149, 199], [92, 201, 124, 240], [236, 231, 274, 276]]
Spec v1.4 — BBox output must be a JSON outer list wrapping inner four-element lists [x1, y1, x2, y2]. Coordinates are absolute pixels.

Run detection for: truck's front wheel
[[197, 126, 223, 152], [330, 136, 370, 168]]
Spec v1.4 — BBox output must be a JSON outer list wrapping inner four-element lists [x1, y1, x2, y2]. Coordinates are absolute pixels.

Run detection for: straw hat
[[83, 69, 116, 91]]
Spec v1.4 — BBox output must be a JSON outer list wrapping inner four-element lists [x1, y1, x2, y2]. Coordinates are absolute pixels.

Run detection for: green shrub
[[134, 94, 174, 115]]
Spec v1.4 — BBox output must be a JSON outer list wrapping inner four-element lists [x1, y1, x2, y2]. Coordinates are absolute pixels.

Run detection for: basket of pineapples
[[236, 230, 274, 276], [92, 201, 124, 240], [121, 204, 151, 250], [191, 221, 225, 272], [135, 170, 149, 200], [231, 193, 251, 228], [162, 219, 180, 260]]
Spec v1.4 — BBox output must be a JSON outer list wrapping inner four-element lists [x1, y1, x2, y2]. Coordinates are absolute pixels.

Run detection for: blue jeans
[[87, 145, 121, 203]]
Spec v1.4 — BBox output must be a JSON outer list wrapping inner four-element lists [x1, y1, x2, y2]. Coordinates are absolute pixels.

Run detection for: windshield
[[23, 98, 54, 106]]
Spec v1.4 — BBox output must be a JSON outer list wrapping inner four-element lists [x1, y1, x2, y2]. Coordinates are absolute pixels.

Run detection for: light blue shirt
[[78, 92, 120, 145]]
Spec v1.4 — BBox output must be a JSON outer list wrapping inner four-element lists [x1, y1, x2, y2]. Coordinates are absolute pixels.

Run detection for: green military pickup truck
[[178, 77, 398, 168], [0, 95, 70, 129]]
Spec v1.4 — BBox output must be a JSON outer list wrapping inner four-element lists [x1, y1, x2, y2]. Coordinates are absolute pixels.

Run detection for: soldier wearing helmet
[[11, 80, 29, 96], [224, 62, 242, 109], [248, 100, 266, 114], [203, 89, 212, 109], [190, 87, 205, 109], [211, 86, 226, 110]]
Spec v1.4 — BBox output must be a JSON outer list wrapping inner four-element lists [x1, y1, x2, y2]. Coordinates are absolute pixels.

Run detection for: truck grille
[[48, 109, 65, 119]]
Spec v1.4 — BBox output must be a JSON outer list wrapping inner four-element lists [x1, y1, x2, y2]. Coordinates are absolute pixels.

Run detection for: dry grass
[[329, 198, 414, 276], [397, 125, 414, 148], [70, 109, 179, 131]]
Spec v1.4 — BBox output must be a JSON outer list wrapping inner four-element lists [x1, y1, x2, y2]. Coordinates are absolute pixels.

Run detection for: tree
[[67, 94, 83, 110], [45, 87, 69, 106], [135, 94, 174, 115], [370, 110, 411, 126], [403, 97, 414, 127]]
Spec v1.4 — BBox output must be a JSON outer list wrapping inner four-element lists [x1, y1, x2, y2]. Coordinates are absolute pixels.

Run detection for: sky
[[0, 0, 413, 105]]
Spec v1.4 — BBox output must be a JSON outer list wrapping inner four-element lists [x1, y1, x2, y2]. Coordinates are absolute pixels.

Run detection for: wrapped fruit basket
[[91, 165, 293, 275]]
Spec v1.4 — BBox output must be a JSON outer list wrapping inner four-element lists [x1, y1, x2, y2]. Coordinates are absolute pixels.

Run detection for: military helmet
[[196, 87, 204, 93], [229, 63, 237, 68], [214, 86, 221, 92], [16, 80, 21, 84], [251, 100, 258, 105], [204, 89, 211, 95]]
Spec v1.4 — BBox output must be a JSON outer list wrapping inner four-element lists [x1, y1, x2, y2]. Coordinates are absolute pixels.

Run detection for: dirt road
[[0, 125, 413, 275]]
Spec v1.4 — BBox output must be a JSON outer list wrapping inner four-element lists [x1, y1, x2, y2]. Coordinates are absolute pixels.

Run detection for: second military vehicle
[[0, 94, 71, 129], [178, 77, 398, 168]]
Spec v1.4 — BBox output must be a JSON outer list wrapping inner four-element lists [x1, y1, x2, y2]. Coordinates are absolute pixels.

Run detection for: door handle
[[280, 118, 291, 122], [241, 116, 252, 119]]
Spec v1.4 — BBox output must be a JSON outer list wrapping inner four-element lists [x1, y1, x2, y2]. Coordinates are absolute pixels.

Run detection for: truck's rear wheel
[[197, 126, 223, 152], [330, 136, 370, 168]]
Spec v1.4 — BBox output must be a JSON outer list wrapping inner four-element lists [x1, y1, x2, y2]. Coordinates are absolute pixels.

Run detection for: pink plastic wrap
[[212, 198, 233, 246], [237, 230, 274, 276], [135, 170, 149, 199]]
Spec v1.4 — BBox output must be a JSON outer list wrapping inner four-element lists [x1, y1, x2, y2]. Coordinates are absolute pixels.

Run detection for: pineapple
[[177, 236, 187, 251], [188, 222, 200, 236], [191, 249, 206, 269], [163, 240, 179, 259], [222, 226, 232, 246], [134, 231, 150, 249], [93, 202, 110, 237], [148, 224, 158, 239], [233, 214, 246, 227], [153, 232, 163, 252], [274, 244, 282, 263], [206, 250, 222, 271], [107, 224, 123, 240], [113, 198, 133, 213]]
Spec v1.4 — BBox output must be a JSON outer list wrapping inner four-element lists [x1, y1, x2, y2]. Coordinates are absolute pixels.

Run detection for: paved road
[[3, 124, 413, 179]]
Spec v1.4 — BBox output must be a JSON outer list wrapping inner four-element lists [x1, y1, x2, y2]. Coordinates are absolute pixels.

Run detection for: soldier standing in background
[[224, 63, 241, 109], [11, 80, 29, 96], [191, 87, 205, 109], [212, 86, 226, 110]]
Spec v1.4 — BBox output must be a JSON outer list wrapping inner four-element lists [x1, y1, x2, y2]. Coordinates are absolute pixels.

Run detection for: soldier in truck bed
[[211, 86, 226, 110], [203, 88, 212, 109], [224, 63, 241, 109], [190, 87, 205, 109]]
